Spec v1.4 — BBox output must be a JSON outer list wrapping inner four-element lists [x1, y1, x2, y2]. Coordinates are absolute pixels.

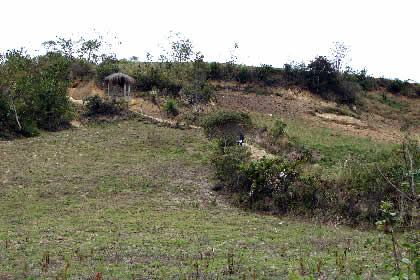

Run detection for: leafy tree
[[283, 61, 306, 86], [43, 37, 76, 59], [42, 34, 111, 64], [0, 49, 34, 133], [164, 99, 179, 117], [78, 38, 102, 63], [31, 53, 72, 130], [387, 78, 406, 94], [96, 57, 120, 83], [307, 56, 337, 95], [185, 54, 213, 119], [166, 31, 195, 63], [256, 64, 273, 84], [235, 66, 252, 84], [0, 50, 73, 135], [209, 62, 223, 80]]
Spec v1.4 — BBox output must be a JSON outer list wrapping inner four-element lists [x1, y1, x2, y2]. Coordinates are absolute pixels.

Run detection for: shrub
[[283, 62, 307, 87], [256, 64, 273, 84], [164, 99, 179, 117], [208, 62, 223, 80], [235, 67, 252, 84], [0, 51, 73, 135], [211, 136, 417, 224], [334, 80, 361, 104], [0, 90, 15, 137], [32, 52, 73, 130], [164, 81, 183, 97], [240, 157, 300, 212], [84, 95, 125, 117], [96, 60, 119, 83], [307, 56, 339, 98], [133, 67, 165, 91], [70, 59, 95, 80], [201, 110, 252, 139], [212, 145, 251, 189], [270, 120, 287, 139], [387, 79, 405, 94]]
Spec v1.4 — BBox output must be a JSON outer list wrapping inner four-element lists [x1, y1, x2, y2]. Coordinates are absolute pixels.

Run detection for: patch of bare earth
[[243, 143, 275, 160], [68, 80, 104, 100]]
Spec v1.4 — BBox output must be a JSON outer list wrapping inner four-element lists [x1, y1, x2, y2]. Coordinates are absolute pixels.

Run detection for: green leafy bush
[[335, 80, 361, 104], [270, 120, 287, 139], [0, 90, 15, 137], [235, 67, 253, 84], [0, 50, 73, 136], [209, 62, 223, 80], [283, 62, 307, 87], [84, 95, 125, 116], [256, 64, 273, 84], [212, 145, 251, 189], [307, 56, 338, 96], [31, 52, 73, 130], [96, 60, 119, 83], [201, 110, 252, 139], [240, 157, 300, 212], [70, 59, 95, 80], [211, 137, 418, 224], [387, 79, 406, 94], [164, 99, 179, 117]]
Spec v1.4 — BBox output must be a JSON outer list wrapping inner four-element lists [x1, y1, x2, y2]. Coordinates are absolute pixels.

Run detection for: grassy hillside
[[1, 49, 419, 279], [0, 118, 416, 279]]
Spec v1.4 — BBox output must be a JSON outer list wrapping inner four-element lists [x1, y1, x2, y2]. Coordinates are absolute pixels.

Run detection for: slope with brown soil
[[68, 80, 419, 143], [212, 84, 418, 142]]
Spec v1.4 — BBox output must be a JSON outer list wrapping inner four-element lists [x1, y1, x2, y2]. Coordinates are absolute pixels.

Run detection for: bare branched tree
[[329, 41, 350, 73]]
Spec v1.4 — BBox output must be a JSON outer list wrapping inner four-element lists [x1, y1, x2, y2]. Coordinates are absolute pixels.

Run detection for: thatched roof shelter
[[104, 72, 135, 85], [104, 72, 135, 104]]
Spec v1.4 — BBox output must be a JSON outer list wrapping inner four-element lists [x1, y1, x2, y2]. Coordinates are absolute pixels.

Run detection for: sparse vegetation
[[0, 33, 419, 279], [0, 50, 73, 137], [84, 95, 126, 117], [1, 119, 418, 279], [164, 98, 179, 117], [201, 110, 252, 141]]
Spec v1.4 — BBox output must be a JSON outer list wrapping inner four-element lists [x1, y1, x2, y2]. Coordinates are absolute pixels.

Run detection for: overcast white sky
[[1, 0, 419, 81]]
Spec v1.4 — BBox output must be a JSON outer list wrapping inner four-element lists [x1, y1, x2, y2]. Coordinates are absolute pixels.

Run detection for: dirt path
[[69, 95, 273, 160]]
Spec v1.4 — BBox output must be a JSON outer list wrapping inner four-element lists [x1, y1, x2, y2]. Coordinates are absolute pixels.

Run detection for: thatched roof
[[104, 72, 135, 85]]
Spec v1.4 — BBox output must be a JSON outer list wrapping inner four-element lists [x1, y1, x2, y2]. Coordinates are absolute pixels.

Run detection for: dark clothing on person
[[238, 132, 244, 146]]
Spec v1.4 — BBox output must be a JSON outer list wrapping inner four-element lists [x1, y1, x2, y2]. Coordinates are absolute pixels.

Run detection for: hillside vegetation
[[1, 35, 419, 279], [0, 119, 418, 279]]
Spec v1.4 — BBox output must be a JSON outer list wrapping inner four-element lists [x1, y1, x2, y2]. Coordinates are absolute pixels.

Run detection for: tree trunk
[[8, 90, 21, 131]]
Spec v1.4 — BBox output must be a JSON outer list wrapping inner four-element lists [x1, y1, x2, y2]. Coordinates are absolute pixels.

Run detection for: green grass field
[[0, 119, 412, 279]]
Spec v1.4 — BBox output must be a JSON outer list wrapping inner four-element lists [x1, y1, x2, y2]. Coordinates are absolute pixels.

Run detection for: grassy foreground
[[0, 119, 409, 279]]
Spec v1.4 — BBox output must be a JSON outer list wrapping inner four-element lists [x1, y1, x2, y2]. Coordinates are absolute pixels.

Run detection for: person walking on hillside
[[238, 132, 244, 146]]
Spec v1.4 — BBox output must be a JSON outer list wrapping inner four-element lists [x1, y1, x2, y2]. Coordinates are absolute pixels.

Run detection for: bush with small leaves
[[209, 62, 223, 80], [212, 145, 251, 188], [201, 110, 252, 139], [164, 99, 179, 117], [270, 120, 287, 139], [96, 60, 119, 84], [84, 95, 125, 117], [387, 79, 406, 94], [335, 80, 361, 104], [235, 67, 252, 84]]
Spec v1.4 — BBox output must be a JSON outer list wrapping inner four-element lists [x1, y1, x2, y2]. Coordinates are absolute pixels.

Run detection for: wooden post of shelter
[[128, 84, 130, 105]]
